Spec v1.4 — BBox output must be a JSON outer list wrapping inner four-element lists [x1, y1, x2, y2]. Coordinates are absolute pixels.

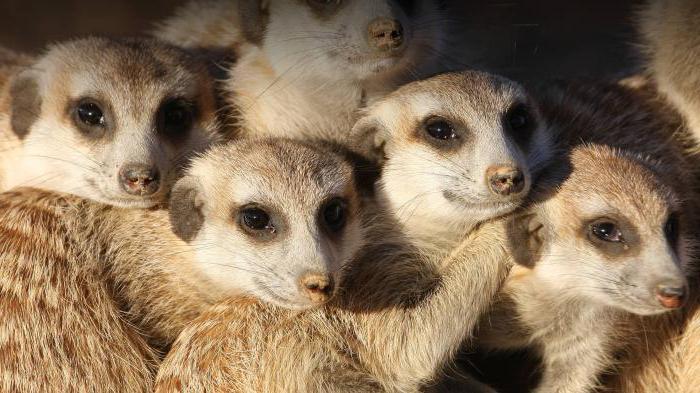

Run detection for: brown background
[[0, 0, 644, 82]]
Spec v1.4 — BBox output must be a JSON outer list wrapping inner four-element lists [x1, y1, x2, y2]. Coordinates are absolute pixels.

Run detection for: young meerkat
[[638, 0, 700, 141], [154, 0, 449, 142], [0, 138, 367, 392], [353, 70, 552, 259], [152, 70, 550, 392], [0, 37, 222, 208], [474, 80, 698, 393]]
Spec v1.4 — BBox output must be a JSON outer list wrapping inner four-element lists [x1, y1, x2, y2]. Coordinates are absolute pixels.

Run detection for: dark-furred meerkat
[[154, 0, 449, 142], [638, 0, 700, 141], [0, 139, 367, 392], [475, 80, 699, 393], [152, 70, 550, 392], [0, 37, 222, 208]]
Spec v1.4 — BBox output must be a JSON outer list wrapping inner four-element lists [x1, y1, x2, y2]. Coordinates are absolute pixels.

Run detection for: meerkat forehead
[[35, 37, 209, 121], [545, 145, 677, 232], [374, 71, 531, 133], [191, 140, 357, 212]]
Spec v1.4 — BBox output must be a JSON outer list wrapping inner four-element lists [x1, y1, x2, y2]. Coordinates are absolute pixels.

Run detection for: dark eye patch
[[306, 0, 344, 18], [71, 98, 110, 139], [504, 103, 536, 148], [418, 115, 465, 152], [583, 216, 640, 258], [664, 213, 680, 249], [157, 98, 196, 141]]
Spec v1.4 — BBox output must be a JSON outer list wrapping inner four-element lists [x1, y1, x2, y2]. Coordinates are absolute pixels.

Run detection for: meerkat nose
[[655, 283, 686, 309], [486, 165, 526, 197], [368, 17, 404, 51], [299, 273, 335, 304], [119, 164, 161, 196]]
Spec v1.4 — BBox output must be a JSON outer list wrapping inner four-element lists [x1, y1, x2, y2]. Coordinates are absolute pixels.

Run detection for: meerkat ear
[[169, 176, 205, 243], [238, 0, 270, 46], [349, 115, 390, 163], [507, 212, 545, 268], [9, 70, 41, 140]]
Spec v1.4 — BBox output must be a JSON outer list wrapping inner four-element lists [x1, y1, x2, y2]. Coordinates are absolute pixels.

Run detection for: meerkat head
[[168, 139, 364, 310], [351, 71, 552, 248], [510, 145, 689, 315], [6, 37, 220, 208], [238, 0, 445, 84]]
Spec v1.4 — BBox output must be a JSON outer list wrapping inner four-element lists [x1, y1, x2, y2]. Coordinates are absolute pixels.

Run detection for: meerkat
[[638, 0, 700, 141], [0, 138, 367, 391], [0, 37, 222, 208], [151, 70, 552, 392], [154, 0, 449, 142], [351, 70, 553, 259], [472, 79, 699, 393]]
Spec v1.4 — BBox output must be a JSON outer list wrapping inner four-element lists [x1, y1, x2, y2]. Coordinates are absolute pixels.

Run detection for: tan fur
[[638, 0, 700, 142], [0, 188, 211, 392], [1, 139, 367, 391], [155, 213, 512, 392]]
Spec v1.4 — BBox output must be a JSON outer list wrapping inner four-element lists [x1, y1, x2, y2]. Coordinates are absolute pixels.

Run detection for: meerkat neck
[[227, 47, 364, 140]]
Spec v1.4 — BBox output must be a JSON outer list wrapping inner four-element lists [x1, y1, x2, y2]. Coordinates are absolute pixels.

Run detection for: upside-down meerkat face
[[6, 37, 220, 208], [511, 145, 689, 315], [241, 0, 445, 83], [169, 139, 364, 310], [352, 71, 552, 237]]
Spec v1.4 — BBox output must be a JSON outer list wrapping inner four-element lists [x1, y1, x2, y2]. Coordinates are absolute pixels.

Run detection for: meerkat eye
[[159, 99, 194, 138], [321, 197, 348, 233], [591, 221, 623, 243], [76, 102, 105, 127], [425, 117, 457, 141], [505, 103, 535, 145], [240, 208, 274, 232], [664, 214, 680, 247]]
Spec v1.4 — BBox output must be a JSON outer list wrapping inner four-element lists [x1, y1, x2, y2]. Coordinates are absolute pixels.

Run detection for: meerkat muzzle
[[299, 273, 335, 304], [486, 165, 526, 197], [655, 283, 686, 309], [368, 17, 404, 52]]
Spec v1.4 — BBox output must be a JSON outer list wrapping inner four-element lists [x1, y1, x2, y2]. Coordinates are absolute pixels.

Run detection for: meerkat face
[[352, 71, 552, 237], [511, 146, 689, 316], [6, 37, 220, 208], [169, 139, 364, 310], [240, 0, 445, 83]]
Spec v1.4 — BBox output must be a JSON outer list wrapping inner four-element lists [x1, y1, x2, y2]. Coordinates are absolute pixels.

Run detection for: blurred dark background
[[0, 0, 644, 83]]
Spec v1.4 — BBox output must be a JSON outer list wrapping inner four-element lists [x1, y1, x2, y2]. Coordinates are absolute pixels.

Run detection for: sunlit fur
[[0, 139, 366, 390], [353, 71, 552, 259], [0, 37, 221, 208], [638, 0, 700, 142], [155, 0, 448, 142]]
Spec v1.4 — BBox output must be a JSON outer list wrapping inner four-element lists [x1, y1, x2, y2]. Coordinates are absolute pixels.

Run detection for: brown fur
[[0, 188, 213, 392], [155, 210, 513, 392]]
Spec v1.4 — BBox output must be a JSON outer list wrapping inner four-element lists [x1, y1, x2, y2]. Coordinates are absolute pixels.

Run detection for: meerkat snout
[[655, 281, 687, 309], [119, 163, 161, 196], [368, 17, 404, 52], [486, 164, 526, 196], [299, 272, 335, 304]]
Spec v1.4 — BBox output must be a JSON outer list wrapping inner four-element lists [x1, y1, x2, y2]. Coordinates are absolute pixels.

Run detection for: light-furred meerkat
[[0, 138, 367, 391], [154, 0, 449, 142], [152, 70, 551, 392], [0, 37, 222, 208], [351, 70, 553, 259], [638, 0, 700, 141], [474, 80, 699, 393]]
